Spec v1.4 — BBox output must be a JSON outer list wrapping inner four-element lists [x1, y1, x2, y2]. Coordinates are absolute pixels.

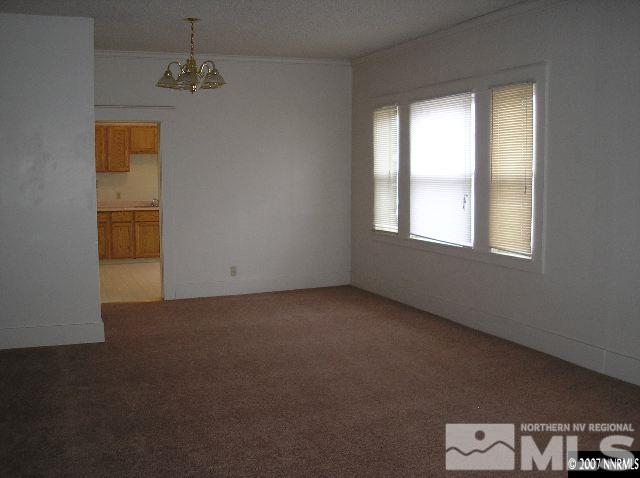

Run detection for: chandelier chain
[[190, 20, 195, 57]]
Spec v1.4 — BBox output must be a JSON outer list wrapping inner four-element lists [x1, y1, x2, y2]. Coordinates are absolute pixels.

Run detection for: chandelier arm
[[166, 61, 182, 76], [202, 60, 215, 73], [198, 61, 215, 77]]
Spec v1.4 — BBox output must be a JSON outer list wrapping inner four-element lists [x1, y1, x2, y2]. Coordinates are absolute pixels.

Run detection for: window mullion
[[398, 102, 411, 238], [474, 88, 491, 253]]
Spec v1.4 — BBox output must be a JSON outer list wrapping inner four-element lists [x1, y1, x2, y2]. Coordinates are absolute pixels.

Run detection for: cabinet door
[[107, 126, 130, 172], [97, 222, 109, 260], [111, 222, 134, 259], [135, 221, 160, 258], [130, 126, 158, 154], [95, 125, 107, 172]]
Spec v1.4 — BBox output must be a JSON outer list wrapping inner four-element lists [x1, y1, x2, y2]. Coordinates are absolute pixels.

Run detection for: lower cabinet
[[97, 222, 109, 260], [111, 221, 135, 259], [135, 221, 161, 258], [98, 210, 160, 260]]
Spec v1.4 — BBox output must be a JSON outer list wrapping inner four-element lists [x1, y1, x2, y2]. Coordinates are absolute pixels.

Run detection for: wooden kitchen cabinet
[[97, 223, 109, 259], [134, 210, 159, 222], [95, 123, 158, 172], [97, 212, 110, 259], [111, 211, 134, 222], [135, 222, 160, 257], [106, 126, 130, 172], [130, 126, 158, 154], [110, 212, 135, 259], [110, 221, 135, 259], [97, 210, 160, 260], [95, 125, 107, 172], [134, 210, 160, 258]]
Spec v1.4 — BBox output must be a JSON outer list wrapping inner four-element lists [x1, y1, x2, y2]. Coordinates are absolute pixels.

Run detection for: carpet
[[1, 286, 638, 476]]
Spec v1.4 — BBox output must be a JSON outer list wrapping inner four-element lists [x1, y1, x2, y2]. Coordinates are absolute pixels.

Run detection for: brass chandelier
[[156, 18, 226, 93]]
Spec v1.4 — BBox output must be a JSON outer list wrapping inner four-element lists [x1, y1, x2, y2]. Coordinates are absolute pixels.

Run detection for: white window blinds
[[373, 106, 399, 233], [409, 92, 475, 246], [489, 83, 535, 258]]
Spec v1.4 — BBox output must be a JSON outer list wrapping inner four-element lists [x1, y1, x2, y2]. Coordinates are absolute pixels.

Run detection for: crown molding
[[95, 104, 175, 110], [95, 49, 351, 67], [353, 0, 566, 66]]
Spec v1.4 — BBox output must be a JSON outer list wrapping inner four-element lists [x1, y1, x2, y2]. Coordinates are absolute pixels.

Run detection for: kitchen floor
[[99, 260, 162, 303]]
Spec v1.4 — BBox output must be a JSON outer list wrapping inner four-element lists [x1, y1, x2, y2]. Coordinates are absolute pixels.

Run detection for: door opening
[[95, 121, 163, 303]]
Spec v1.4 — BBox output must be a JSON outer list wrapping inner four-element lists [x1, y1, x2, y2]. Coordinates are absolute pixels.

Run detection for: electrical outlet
[[230, 266, 237, 277]]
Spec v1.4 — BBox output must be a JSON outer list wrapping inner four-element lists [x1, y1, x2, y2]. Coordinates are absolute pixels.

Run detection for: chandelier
[[156, 18, 226, 93]]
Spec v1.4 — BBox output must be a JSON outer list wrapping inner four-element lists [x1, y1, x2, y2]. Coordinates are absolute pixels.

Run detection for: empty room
[[0, 0, 639, 476]]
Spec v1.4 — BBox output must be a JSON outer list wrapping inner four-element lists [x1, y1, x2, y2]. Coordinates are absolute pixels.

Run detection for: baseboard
[[603, 351, 640, 387], [174, 270, 351, 300], [353, 275, 640, 387], [0, 321, 105, 350]]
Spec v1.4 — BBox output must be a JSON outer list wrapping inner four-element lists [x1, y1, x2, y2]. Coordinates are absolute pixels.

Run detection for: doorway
[[95, 121, 163, 303]]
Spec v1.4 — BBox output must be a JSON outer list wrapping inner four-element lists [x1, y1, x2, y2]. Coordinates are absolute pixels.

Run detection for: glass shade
[[202, 69, 226, 89], [156, 68, 179, 89], [176, 71, 200, 90]]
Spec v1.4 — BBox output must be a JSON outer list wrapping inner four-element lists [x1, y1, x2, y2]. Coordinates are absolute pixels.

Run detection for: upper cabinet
[[95, 125, 107, 172], [130, 126, 158, 154], [106, 126, 130, 172], [95, 123, 158, 173]]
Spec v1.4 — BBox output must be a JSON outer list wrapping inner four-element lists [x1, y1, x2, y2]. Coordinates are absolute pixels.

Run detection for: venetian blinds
[[489, 83, 535, 258], [409, 92, 475, 247], [373, 106, 399, 233]]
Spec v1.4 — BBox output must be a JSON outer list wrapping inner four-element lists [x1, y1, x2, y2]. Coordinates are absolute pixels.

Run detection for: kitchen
[[95, 122, 162, 303]]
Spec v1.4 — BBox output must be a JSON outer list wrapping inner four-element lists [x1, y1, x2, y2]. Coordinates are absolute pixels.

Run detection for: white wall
[[0, 14, 104, 348], [95, 52, 351, 298], [351, 0, 640, 385], [97, 154, 159, 202]]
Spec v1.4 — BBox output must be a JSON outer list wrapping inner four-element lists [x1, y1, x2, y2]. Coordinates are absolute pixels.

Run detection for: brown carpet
[[1, 286, 638, 477]]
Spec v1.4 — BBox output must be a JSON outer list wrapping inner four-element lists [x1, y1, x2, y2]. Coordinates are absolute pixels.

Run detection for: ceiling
[[0, 0, 527, 59]]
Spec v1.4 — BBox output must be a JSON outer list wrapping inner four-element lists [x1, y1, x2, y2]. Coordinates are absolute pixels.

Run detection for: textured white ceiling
[[0, 0, 526, 59]]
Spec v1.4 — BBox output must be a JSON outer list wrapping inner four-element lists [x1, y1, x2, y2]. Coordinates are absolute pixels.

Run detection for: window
[[489, 83, 535, 258], [373, 105, 399, 233], [410, 93, 475, 247], [370, 64, 545, 272]]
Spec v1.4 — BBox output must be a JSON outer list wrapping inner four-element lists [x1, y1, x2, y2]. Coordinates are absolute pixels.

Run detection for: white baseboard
[[353, 275, 640, 387], [174, 270, 350, 300], [604, 351, 640, 386], [0, 321, 105, 350]]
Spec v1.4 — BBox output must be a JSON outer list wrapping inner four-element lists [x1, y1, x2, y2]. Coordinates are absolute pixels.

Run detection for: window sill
[[370, 230, 544, 274]]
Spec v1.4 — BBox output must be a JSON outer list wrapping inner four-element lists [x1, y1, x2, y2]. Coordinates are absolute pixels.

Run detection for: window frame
[[372, 104, 400, 234], [369, 63, 548, 273]]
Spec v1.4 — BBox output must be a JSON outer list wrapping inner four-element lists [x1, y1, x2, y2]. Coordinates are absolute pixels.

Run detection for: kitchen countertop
[[98, 206, 159, 212], [97, 201, 159, 212]]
